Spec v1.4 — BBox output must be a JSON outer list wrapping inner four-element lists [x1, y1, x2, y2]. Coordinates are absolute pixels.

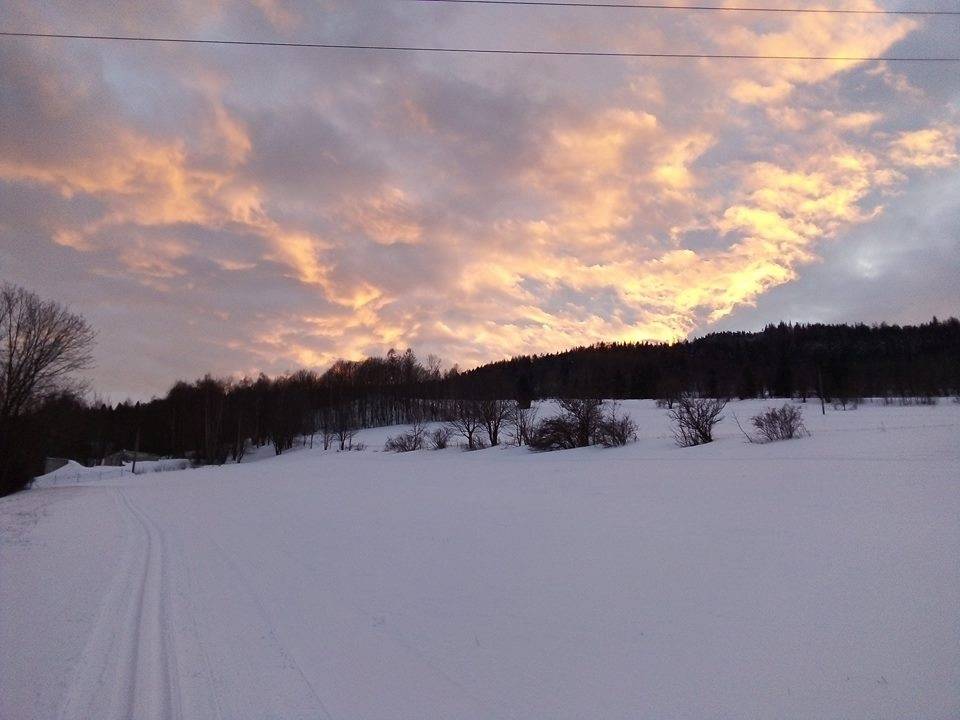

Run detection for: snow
[[33, 459, 191, 488], [2, 400, 958, 720]]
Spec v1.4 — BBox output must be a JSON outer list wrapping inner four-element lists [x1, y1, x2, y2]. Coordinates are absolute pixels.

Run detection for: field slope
[[2, 400, 958, 720]]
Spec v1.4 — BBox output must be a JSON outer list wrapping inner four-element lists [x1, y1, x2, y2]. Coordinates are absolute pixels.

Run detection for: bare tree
[[318, 408, 336, 450], [333, 403, 358, 450], [478, 398, 513, 446], [509, 404, 538, 446], [1, 285, 95, 494], [336, 425, 357, 451], [197, 375, 228, 464], [668, 394, 726, 447], [446, 399, 484, 450], [557, 398, 604, 448], [409, 414, 427, 448], [425, 353, 443, 380]]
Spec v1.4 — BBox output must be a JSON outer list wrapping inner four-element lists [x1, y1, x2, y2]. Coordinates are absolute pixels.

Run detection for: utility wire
[[405, 0, 960, 15], [2, 31, 958, 61]]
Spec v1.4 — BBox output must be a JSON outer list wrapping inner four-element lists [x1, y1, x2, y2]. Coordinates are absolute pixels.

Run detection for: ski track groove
[[56, 487, 182, 720], [123, 491, 183, 720]]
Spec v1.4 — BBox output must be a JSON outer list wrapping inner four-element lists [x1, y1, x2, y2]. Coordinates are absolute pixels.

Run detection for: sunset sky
[[2, 0, 959, 399]]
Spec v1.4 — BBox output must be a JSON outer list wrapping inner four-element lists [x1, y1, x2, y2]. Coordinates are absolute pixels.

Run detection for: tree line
[[457, 318, 960, 405], [2, 281, 957, 495]]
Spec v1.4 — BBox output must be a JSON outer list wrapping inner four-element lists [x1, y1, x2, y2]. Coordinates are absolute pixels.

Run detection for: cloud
[[1, 0, 958, 398], [712, 2, 916, 105], [890, 125, 960, 169]]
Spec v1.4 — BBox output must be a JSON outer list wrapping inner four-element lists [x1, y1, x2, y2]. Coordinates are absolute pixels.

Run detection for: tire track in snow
[[56, 488, 181, 720]]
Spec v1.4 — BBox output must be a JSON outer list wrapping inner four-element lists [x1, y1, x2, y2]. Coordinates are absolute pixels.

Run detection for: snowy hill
[[2, 399, 958, 719]]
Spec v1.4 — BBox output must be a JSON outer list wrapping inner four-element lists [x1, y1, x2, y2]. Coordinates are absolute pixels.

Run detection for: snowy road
[[2, 401, 959, 719]]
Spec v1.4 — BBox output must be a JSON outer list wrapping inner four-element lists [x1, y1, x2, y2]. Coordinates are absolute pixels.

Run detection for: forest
[[27, 319, 960, 478]]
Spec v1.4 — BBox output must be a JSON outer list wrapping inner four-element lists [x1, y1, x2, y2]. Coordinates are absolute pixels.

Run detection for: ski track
[[57, 488, 181, 720], [58, 488, 340, 720]]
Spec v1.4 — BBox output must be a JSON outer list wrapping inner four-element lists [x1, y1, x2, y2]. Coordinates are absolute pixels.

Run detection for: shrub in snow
[[750, 404, 808, 442], [594, 402, 637, 447], [655, 385, 681, 409], [384, 432, 421, 453], [669, 394, 726, 447], [527, 415, 580, 451], [885, 395, 938, 406], [528, 399, 636, 451], [384, 418, 427, 453], [832, 396, 861, 411], [462, 436, 488, 451], [429, 427, 451, 450], [528, 398, 603, 451]]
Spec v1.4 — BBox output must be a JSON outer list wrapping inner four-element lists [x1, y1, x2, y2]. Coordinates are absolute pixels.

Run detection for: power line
[[2, 31, 958, 61], [406, 0, 960, 15]]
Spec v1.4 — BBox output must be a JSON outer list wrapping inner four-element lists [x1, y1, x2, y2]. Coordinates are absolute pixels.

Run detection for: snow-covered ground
[[2, 400, 958, 720]]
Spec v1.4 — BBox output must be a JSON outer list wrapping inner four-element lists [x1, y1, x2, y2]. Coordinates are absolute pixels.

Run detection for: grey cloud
[[708, 167, 960, 333]]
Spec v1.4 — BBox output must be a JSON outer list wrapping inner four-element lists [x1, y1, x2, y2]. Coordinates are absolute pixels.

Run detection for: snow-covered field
[[2, 400, 958, 720]]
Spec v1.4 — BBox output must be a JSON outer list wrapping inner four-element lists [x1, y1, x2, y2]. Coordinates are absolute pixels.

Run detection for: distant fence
[[36, 459, 191, 487], [37, 467, 130, 486]]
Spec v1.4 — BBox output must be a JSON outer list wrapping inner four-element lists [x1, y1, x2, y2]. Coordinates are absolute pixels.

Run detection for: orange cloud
[[339, 187, 424, 246], [714, 2, 915, 105], [890, 126, 960, 169], [435, 112, 913, 356]]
